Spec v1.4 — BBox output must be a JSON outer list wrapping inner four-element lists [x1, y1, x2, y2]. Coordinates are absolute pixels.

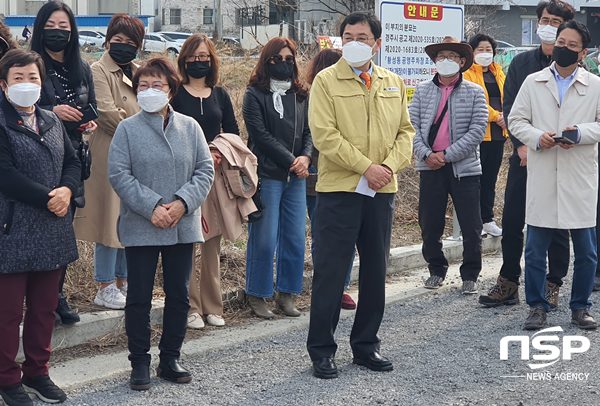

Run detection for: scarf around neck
[[270, 79, 292, 119]]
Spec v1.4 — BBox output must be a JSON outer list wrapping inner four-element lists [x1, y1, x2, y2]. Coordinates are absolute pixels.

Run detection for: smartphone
[[64, 104, 99, 132], [553, 129, 577, 145]]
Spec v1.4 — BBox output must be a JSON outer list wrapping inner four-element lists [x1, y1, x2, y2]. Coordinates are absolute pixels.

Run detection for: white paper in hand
[[355, 175, 376, 197]]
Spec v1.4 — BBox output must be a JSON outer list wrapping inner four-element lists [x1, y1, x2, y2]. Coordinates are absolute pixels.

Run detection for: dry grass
[[65, 47, 511, 313]]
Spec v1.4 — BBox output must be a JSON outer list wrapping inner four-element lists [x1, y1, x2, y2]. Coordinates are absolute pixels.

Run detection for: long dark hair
[[306, 48, 341, 85], [30, 1, 82, 87], [248, 37, 307, 101]]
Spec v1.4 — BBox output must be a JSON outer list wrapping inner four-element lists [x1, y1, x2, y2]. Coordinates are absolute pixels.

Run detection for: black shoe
[[130, 364, 151, 391], [353, 352, 393, 372], [22, 375, 66, 404], [56, 294, 80, 325], [0, 383, 33, 406], [312, 357, 338, 379], [156, 359, 192, 383]]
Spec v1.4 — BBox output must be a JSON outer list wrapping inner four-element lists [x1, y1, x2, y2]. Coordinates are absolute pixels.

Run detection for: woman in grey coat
[[107, 58, 214, 391]]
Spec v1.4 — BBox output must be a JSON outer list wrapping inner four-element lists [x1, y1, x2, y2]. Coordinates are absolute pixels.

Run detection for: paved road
[[53, 262, 600, 406]]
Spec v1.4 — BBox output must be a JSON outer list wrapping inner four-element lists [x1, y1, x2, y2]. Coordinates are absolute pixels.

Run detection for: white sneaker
[[187, 313, 205, 329], [119, 283, 128, 297], [483, 221, 502, 237], [94, 283, 127, 310], [206, 314, 225, 327]]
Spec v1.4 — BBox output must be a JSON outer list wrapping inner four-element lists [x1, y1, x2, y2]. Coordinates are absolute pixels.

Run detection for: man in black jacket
[[479, 0, 575, 308]]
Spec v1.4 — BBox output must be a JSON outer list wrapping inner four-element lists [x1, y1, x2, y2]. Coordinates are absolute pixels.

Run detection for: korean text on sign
[[404, 3, 443, 21]]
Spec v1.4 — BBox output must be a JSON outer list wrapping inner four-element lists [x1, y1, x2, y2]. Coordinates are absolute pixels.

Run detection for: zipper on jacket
[[287, 98, 298, 183], [200, 98, 204, 115], [3, 201, 14, 235]]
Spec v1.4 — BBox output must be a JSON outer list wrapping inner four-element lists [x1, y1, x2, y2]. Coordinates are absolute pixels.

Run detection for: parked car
[[142, 33, 181, 55], [155, 31, 192, 44], [496, 40, 516, 48], [222, 37, 240, 46], [79, 30, 105, 48]]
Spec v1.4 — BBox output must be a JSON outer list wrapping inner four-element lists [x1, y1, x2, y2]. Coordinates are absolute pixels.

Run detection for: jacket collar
[[100, 51, 138, 88], [1, 94, 55, 143], [468, 62, 501, 76], [535, 64, 589, 104], [335, 58, 391, 82], [433, 72, 463, 88]]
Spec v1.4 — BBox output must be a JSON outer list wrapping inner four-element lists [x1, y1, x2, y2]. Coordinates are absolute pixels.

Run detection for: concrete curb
[[19, 235, 502, 361], [50, 252, 505, 392]]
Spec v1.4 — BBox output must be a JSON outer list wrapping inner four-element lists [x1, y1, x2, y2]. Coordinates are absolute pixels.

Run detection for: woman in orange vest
[[464, 33, 508, 238]]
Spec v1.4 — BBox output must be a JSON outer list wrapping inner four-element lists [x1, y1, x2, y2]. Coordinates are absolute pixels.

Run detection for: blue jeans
[[94, 243, 128, 283], [246, 176, 306, 298], [525, 225, 597, 311], [307, 195, 354, 290]]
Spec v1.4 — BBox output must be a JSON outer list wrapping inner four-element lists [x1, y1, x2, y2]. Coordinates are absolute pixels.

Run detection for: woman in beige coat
[[73, 14, 144, 310]]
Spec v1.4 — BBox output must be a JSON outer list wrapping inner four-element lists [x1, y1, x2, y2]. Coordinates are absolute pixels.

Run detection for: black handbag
[[428, 100, 449, 148], [247, 178, 265, 223]]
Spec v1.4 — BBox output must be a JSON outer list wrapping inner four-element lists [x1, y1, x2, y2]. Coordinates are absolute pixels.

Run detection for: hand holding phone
[[553, 129, 578, 145]]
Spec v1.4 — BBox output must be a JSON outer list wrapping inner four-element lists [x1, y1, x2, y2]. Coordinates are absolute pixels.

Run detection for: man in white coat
[[509, 20, 600, 330]]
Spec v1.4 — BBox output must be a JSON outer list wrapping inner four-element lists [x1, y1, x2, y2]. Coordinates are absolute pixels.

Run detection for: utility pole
[[216, 0, 223, 40]]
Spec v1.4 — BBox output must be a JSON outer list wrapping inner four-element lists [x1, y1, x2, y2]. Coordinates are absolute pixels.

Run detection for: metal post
[[445, 207, 462, 241]]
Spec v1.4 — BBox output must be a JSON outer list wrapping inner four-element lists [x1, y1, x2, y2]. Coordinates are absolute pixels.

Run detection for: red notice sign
[[404, 3, 443, 21]]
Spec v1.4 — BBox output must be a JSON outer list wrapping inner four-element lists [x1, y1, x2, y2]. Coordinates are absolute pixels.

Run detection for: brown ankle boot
[[276, 292, 301, 317], [247, 294, 275, 319], [478, 276, 519, 307]]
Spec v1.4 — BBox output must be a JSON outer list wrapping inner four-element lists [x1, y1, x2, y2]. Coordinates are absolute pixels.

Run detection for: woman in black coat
[[30, 1, 97, 325], [0, 49, 80, 406]]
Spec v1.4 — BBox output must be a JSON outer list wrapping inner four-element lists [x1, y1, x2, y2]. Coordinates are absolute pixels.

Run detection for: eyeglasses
[[540, 17, 564, 28], [435, 54, 462, 62], [186, 54, 210, 62], [137, 81, 168, 91], [270, 54, 295, 65], [342, 35, 374, 44], [555, 39, 582, 52]]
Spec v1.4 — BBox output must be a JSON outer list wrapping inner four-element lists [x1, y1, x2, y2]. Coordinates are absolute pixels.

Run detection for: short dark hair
[[177, 34, 219, 87], [468, 33, 498, 56], [536, 0, 575, 21], [30, 1, 82, 86], [105, 14, 145, 49], [340, 12, 382, 40], [557, 20, 591, 49], [0, 49, 46, 83], [132, 57, 180, 98]]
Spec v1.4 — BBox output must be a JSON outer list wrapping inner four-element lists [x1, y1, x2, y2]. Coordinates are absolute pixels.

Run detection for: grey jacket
[[108, 109, 214, 247], [410, 74, 488, 177]]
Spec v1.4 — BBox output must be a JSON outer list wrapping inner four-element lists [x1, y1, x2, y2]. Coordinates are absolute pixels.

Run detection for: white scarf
[[270, 79, 292, 119]]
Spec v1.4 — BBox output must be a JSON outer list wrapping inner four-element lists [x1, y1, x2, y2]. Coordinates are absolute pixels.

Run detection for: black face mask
[[109, 42, 138, 65], [43, 29, 71, 53], [553, 46, 580, 68], [267, 62, 294, 81], [186, 61, 211, 79]]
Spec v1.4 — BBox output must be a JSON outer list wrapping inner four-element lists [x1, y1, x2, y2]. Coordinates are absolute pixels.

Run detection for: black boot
[[156, 359, 192, 383], [56, 293, 80, 325], [130, 364, 151, 391]]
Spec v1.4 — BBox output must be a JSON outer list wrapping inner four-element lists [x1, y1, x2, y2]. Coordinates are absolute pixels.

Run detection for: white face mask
[[474, 52, 494, 67], [436, 58, 461, 76], [6, 82, 41, 108], [137, 88, 169, 113], [537, 24, 558, 45], [342, 41, 375, 68]]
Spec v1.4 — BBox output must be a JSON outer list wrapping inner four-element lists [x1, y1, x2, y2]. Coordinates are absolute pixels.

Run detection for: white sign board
[[378, 1, 464, 102]]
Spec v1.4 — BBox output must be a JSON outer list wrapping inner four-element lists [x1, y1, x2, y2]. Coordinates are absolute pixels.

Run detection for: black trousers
[[480, 140, 505, 224], [125, 243, 193, 366], [419, 164, 482, 281], [500, 154, 569, 285], [307, 192, 394, 361]]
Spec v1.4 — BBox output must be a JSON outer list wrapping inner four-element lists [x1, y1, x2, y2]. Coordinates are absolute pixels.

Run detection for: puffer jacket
[[243, 86, 313, 181], [0, 94, 80, 274], [39, 58, 96, 208], [410, 74, 489, 178]]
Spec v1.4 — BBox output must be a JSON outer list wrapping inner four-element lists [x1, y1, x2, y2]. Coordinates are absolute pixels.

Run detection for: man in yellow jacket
[[306, 12, 415, 379]]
